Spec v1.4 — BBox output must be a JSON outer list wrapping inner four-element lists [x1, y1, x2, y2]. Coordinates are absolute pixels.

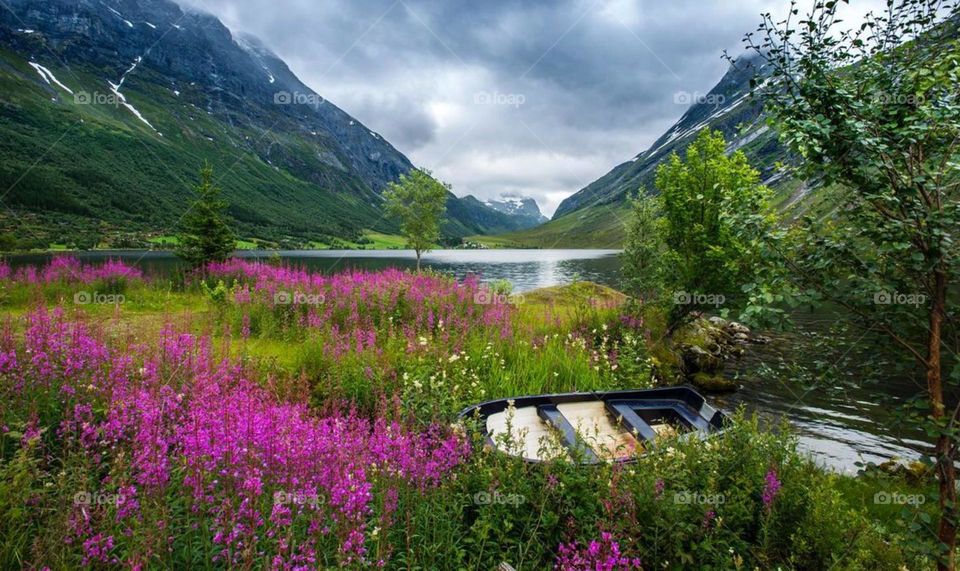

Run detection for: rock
[[873, 458, 934, 485], [726, 321, 751, 335], [681, 344, 724, 374], [707, 316, 728, 327], [690, 372, 739, 393], [877, 459, 906, 476], [906, 461, 934, 484], [670, 316, 768, 391]]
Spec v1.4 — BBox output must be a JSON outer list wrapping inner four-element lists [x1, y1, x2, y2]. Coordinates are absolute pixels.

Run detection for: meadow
[[0, 257, 937, 569]]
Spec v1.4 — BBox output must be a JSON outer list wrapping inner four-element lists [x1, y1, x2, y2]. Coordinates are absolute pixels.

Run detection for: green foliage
[[621, 130, 781, 328], [745, 1, 959, 357], [621, 191, 666, 301], [176, 164, 236, 269], [487, 278, 513, 295], [383, 169, 449, 269], [656, 130, 776, 319], [743, 1, 960, 565], [388, 412, 923, 570]]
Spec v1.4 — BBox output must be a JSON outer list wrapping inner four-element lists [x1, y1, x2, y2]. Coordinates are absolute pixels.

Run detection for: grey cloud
[[177, 0, 883, 216]]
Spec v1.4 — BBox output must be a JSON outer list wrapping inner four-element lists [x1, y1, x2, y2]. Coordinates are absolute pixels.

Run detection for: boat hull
[[458, 386, 727, 463]]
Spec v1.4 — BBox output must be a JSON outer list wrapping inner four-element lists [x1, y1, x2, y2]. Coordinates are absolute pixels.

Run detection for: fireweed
[[204, 260, 515, 351], [555, 532, 641, 570], [200, 261, 643, 415], [1, 306, 469, 568], [0, 256, 143, 285], [0, 261, 928, 569]]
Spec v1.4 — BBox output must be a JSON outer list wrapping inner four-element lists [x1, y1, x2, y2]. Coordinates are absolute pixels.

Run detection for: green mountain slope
[[0, 0, 537, 250], [474, 203, 630, 249]]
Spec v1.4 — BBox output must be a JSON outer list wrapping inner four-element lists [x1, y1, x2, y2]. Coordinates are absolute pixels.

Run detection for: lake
[[6, 248, 930, 471]]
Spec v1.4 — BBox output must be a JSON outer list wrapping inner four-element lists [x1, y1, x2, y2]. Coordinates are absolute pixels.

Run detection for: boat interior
[[474, 388, 724, 463]]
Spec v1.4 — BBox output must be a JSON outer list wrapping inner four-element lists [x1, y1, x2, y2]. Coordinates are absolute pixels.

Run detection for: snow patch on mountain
[[29, 62, 74, 94], [115, 56, 141, 90], [107, 80, 156, 131], [103, 3, 134, 27], [482, 195, 548, 223]]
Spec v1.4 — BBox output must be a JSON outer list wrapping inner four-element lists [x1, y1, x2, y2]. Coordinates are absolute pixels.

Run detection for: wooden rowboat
[[458, 386, 727, 463]]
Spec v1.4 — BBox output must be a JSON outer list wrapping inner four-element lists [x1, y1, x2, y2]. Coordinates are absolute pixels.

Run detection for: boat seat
[[485, 405, 569, 461], [605, 399, 711, 446], [550, 402, 640, 461]]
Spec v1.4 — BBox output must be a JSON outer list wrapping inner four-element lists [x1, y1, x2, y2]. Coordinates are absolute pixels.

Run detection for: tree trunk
[[930, 269, 955, 571], [415, 251, 422, 272]]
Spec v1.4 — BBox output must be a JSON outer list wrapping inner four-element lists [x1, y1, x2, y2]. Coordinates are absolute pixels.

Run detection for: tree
[[176, 163, 236, 269], [383, 169, 449, 271], [740, 1, 960, 566], [652, 129, 777, 328], [621, 191, 666, 302]]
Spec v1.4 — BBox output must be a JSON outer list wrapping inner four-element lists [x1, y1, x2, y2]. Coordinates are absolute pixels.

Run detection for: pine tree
[[176, 163, 235, 269]]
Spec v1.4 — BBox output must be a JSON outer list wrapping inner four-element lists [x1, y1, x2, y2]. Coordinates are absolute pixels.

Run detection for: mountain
[[0, 0, 532, 249], [496, 54, 797, 248], [480, 196, 548, 228], [444, 195, 547, 237]]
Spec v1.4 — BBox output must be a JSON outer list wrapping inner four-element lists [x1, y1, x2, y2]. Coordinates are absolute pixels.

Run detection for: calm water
[[6, 249, 931, 471]]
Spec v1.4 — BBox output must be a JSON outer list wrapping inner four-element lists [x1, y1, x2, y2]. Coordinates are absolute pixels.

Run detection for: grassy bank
[[0, 256, 939, 569]]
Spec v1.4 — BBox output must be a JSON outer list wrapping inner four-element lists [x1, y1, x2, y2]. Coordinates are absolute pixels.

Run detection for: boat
[[458, 386, 727, 463]]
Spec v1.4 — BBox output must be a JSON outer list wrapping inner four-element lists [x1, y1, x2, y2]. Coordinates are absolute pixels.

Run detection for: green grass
[[147, 236, 263, 251], [148, 235, 179, 246], [307, 231, 418, 250], [357, 231, 408, 249], [464, 235, 532, 249]]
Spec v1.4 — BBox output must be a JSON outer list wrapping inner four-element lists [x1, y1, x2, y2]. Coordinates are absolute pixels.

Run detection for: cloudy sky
[[179, 0, 882, 217]]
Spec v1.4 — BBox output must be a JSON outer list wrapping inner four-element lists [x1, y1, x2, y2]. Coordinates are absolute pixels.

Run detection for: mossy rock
[[906, 461, 934, 484], [650, 344, 684, 384], [690, 372, 738, 393], [681, 344, 725, 374], [872, 459, 935, 485]]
